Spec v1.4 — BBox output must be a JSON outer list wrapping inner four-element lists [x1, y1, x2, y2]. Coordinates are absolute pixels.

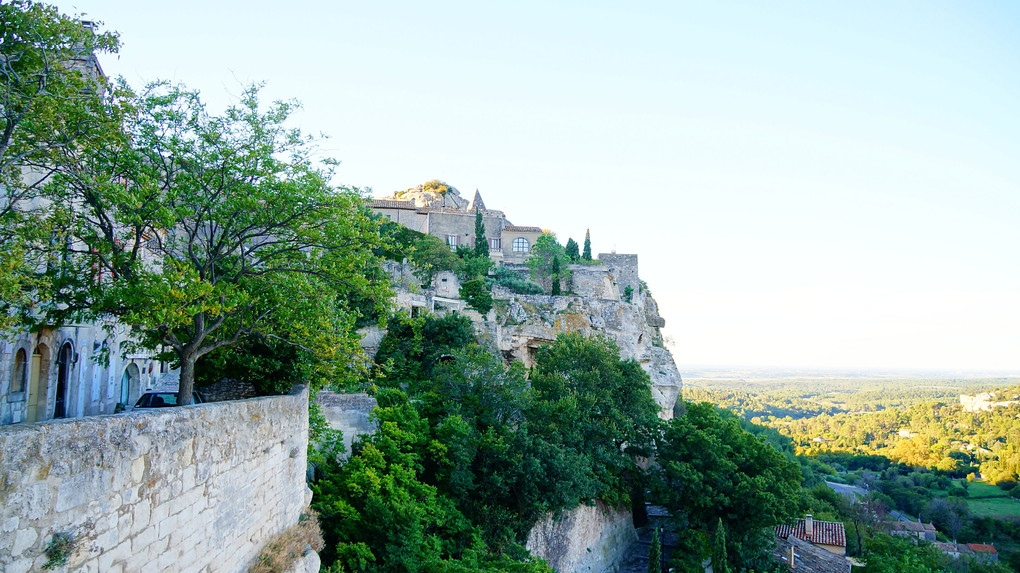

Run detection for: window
[[11, 349, 26, 392], [489, 238, 501, 250], [512, 237, 529, 253], [446, 235, 459, 251]]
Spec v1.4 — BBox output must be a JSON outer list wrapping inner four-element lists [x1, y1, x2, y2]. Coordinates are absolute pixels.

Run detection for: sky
[[63, 1, 1020, 373]]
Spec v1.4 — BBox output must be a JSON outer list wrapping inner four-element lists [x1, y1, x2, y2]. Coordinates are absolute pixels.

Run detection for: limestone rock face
[[485, 286, 682, 419], [526, 501, 636, 573], [382, 182, 470, 211]]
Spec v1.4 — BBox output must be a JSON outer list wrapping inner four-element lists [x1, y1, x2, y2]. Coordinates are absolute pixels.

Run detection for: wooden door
[[27, 352, 42, 423]]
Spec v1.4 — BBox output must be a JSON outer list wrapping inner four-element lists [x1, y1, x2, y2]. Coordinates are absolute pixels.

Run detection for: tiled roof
[[776, 519, 846, 548], [503, 225, 542, 233], [889, 521, 936, 533], [773, 536, 850, 573], [369, 199, 417, 209], [968, 544, 997, 555]]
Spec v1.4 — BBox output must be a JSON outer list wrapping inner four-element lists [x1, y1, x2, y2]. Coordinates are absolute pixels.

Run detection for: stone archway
[[27, 344, 50, 423], [54, 342, 74, 418], [120, 363, 140, 408]]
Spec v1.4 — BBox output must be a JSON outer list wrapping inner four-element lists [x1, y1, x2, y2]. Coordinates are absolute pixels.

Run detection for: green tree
[[474, 209, 489, 258], [550, 256, 561, 295], [528, 333, 660, 506], [409, 232, 461, 285], [460, 278, 493, 314], [655, 402, 801, 564], [0, 0, 120, 333], [564, 238, 579, 262], [713, 518, 730, 573], [527, 233, 569, 293], [582, 228, 592, 261], [32, 83, 389, 403], [373, 313, 476, 388], [648, 528, 662, 573], [860, 533, 946, 573]]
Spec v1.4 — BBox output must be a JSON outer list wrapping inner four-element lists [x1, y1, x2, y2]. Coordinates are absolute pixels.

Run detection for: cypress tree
[[582, 229, 592, 261], [474, 209, 489, 258], [648, 527, 662, 573], [713, 518, 729, 573], [551, 256, 561, 295]]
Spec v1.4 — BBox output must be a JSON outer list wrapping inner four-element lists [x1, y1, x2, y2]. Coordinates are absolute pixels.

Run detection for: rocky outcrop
[[526, 501, 637, 573], [483, 285, 681, 419]]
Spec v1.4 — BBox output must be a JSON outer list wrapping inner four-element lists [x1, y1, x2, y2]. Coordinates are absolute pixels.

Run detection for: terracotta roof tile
[[503, 225, 542, 233], [776, 519, 846, 548], [774, 536, 850, 573], [968, 544, 997, 554]]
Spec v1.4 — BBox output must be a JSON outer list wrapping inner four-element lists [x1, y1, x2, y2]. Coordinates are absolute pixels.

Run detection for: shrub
[[490, 266, 543, 295], [460, 279, 493, 313], [43, 531, 80, 570], [249, 511, 325, 573]]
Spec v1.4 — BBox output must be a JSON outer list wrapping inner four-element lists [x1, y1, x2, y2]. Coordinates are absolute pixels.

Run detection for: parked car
[[133, 391, 205, 409]]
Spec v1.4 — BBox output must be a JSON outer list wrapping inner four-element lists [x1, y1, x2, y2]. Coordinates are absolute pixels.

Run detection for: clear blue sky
[[66, 1, 1020, 372]]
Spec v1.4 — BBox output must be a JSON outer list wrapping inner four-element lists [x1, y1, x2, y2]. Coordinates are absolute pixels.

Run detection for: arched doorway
[[27, 344, 50, 423], [120, 363, 140, 408], [54, 342, 73, 418]]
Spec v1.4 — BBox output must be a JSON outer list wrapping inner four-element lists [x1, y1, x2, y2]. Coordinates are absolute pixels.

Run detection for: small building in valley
[[776, 515, 847, 555]]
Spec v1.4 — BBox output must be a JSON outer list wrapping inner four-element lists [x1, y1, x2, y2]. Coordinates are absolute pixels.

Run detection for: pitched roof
[[503, 225, 542, 233], [773, 536, 850, 573], [968, 544, 997, 555], [776, 519, 846, 548], [468, 189, 486, 212], [889, 521, 936, 533]]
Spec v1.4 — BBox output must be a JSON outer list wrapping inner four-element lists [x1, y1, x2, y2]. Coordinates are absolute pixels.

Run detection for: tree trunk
[[178, 352, 197, 405]]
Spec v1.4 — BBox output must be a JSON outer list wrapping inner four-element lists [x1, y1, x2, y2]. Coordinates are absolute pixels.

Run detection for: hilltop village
[[2, 4, 1017, 573]]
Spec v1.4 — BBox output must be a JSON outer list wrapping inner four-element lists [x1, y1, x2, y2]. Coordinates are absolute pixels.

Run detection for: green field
[[965, 481, 1020, 518]]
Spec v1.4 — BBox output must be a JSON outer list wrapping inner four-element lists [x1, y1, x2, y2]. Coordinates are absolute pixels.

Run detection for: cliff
[[371, 254, 682, 419], [482, 284, 681, 419]]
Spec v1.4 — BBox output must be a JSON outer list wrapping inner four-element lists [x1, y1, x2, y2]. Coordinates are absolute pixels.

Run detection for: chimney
[[805, 514, 814, 537], [789, 545, 796, 569]]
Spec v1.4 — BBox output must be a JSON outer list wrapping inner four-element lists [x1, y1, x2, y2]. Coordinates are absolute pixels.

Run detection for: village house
[[776, 515, 847, 555], [369, 183, 543, 264], [0, 31, 171, 426], [887, 520, 937, 542]]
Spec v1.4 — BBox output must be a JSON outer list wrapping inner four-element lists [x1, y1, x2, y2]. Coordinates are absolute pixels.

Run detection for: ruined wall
[[568, 264, 618, 300], [314, 391, 378, 456], [526, 501, 637, 573], [597, 253, 639, 297], [0, 387, 312, 573]]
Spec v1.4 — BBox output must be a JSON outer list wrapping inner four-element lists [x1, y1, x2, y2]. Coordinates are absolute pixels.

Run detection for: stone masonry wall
[[0, 386, 312, 573], [315, 391, 378, 456], [526, 501, 637, 572], [597, 253, 639, 297]]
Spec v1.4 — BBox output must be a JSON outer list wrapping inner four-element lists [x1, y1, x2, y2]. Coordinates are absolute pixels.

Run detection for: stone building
[[369, 184, 543, 264], [0, 34, 172, 426]]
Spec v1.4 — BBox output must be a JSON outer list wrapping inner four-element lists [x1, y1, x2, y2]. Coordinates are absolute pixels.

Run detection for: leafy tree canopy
[[0, 0, 120, 333], [564, 238, 579, 263], [655, 401, 801, 567], [26, 83, 390, 402]]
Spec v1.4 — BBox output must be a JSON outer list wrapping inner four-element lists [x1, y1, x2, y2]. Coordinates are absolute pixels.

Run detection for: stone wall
[[597, 253, 639, 297], [568, 264, 618, 300], [0, 386, 312, 573], [314, 391, 378, 456], [526, 501, 637, 572]]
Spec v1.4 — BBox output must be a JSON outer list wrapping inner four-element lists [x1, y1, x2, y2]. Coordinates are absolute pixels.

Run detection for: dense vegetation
[[308, 314, 808, 572], [312, 318, 664, 570], [687, 378, 1020, 572]]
